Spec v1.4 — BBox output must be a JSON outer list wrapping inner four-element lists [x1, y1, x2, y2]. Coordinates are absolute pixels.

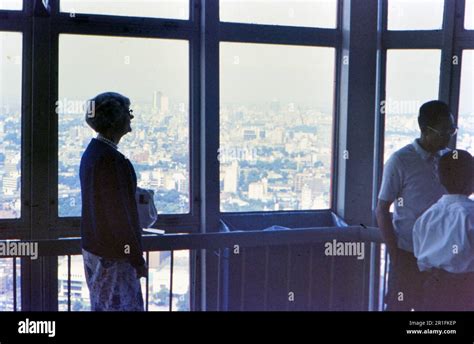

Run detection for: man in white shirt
[[376, 100, 457, 311], [413, 150, 474, 311]]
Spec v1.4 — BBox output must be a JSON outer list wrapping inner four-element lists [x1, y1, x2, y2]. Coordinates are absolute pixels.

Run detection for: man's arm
[[376, 154, 403, 264], [375, 199, 399, 265]]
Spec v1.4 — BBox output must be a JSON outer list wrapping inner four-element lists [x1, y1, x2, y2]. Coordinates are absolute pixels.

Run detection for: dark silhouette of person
[[376, 100, 457, 311], [413, 150, 474, 311], [80, 92, 146, 311]]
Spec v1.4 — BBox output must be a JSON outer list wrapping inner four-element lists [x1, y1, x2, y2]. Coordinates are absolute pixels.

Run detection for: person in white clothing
[[376, 100, 456, 311], [413, 149, 474, 311]]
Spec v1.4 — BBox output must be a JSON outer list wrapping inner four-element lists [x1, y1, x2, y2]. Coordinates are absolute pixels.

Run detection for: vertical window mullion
[[439, 0, 457, 111]]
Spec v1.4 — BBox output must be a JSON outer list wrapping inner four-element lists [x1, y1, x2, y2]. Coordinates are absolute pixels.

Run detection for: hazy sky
[[0, 32, 22, 108], [220, 43, 335, 108], [0, 0, 473, 117], [388, 0, 444, 30], [60, 0, 338, 27], [386, 50, 441, 110], [58, 34, 189, 105], [460, 51, 474, 117], [61, 0, 189, 20], [467, 0, 474, 29], [0, 0, 22, 11], [220, 0, 337, 28]]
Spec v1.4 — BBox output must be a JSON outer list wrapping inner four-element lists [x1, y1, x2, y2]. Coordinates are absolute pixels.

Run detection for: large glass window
[[147, 250, 190, 311], [0, 32, 22, 219], [457, 50, 474, 152], [57, 34, 190, 217], [219, 43, 335, 212], [384, 49, 441, 162], [387, 0, 444, 31], [219, 0, 338, 28], [58, 255, 90, 311], [0, 258, 21, 311], [0, 0, 22, 10], [60, 0, 189, 20], [58, 251, 190, 311], [466, 0, 474, 30]]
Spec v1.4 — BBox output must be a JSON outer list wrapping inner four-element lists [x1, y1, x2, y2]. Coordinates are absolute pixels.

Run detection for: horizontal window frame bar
[[454, 35, 474, 47], [53, 216, 201, 234], [0, 10, 27, 20], [0, 19, 29, 31], [219, 22, 340, 47], [382, 31, 445, 48], [0, 222, 199, 240], [220, 209, 332, 217], [50, 21, 196, 40], [0, 221, 29, 230], [53, 12, 193, 26], [0, 228, 29, 240], [221, 208, 334, 215]]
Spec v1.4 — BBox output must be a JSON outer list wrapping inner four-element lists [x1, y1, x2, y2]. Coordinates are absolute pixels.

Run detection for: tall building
[[300, 184, 313, 209], [223, 161, 239, 193], [152, 91, 162, 112], [270, 99, 280, 113], [3, 0, 474, 319], [248, 178, 268, 200], [153, 91, 169, 114], [2, 175, 18, 196]]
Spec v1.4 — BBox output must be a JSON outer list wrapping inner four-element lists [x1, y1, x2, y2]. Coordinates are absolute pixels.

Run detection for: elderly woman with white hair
[[79, 91, 146, 311]]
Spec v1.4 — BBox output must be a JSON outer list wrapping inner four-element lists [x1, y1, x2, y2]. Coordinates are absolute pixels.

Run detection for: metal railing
[[2, 226, 384, 311]]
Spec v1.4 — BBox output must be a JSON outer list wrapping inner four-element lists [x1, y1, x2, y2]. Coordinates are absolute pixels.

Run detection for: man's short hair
[[438, 149, 474, 195], [85, 92, 130, 133], [418, 100, 452, 130]]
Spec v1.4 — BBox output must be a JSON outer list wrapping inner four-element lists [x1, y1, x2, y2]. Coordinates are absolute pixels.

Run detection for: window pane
[[148, 250, 190, 311], [58, 255, 90, 311], [171, 250, 190, 311], [0, 258, 21, 311], [387, 0, 444, 30], [220, 43, 335, 212], [220, 0, 337, 28], [466, 0, 474, 30], [457, 50, 474, 152], [60, 0, 189, 20], [0, 0, 22, 10], [58, 252, 190, 311], [58, 34, 189, 216], [384, 50, 441, 162], [0, 32, 22, 219]]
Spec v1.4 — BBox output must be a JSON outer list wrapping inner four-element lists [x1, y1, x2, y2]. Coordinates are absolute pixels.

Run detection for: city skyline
[[0, 0, 474, 315]]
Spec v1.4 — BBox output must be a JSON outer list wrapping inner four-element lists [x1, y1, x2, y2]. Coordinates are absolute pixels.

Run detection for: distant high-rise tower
[[270, 98, 280, 113], [161, 95, 169, 114], [223, 161, 239, 193], [152, 91, 162, 112], [153, 91, 169, 114]]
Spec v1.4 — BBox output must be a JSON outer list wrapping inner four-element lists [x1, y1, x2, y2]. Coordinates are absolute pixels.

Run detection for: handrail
[[0, 226, 384, 311], [0, 226, 382, 257]]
